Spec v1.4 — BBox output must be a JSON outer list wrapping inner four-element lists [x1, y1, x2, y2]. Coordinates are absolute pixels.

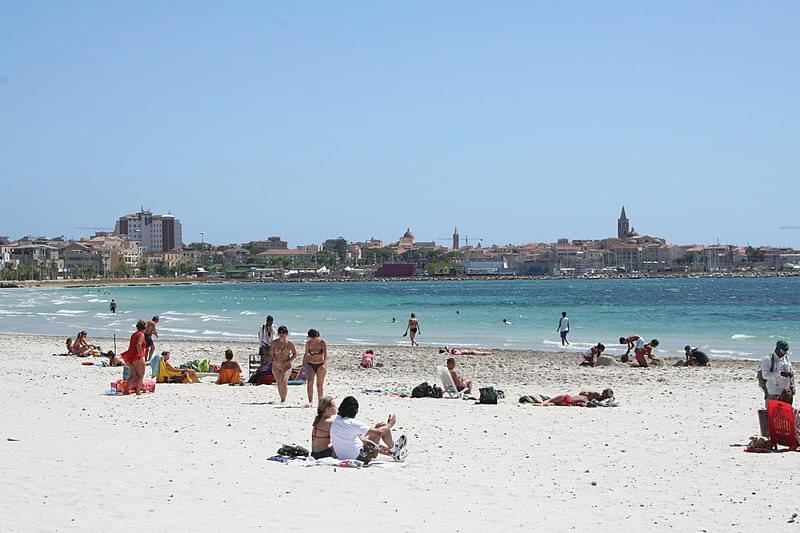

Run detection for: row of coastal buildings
[[0, 210, 187, 278], [2, 208, 800, 279]]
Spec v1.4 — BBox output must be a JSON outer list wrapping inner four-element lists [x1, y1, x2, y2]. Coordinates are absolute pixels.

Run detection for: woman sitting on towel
[[160, 351, 201, 383], [216, 349, 243, 385], [71, 331, 94, 356], [311, 396, 337, 459], [539, 388, 614, 406]]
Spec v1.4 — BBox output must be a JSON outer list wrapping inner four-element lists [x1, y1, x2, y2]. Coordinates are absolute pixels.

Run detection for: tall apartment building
[[114, 210, 183, 252]]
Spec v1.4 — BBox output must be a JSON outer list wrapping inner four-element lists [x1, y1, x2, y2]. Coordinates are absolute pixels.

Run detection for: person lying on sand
[[106, 350, 126, 367], [160, 351, 201, 383], [331, 396, 408, 463], [538, 388, 614, 406], [311, 396, 337, 459], [446, 357, 473, 394], [580, 343, 606, 366], [439, 346, 493, 356]]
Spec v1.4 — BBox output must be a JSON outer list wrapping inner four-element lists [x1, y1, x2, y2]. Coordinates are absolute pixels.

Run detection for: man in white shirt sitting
[[330, 396, 408, 463], [761, 340, 793, 407]]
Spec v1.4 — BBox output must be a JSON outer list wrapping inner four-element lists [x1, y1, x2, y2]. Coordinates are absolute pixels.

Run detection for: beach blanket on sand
[[267, 455, 406, 469], [361, 387, 411, 398], [587, 398, 619, 407]]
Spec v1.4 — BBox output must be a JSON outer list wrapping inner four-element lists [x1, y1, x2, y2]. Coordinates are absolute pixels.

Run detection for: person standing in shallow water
[[109, 299, 117, 314], [557, 312, 570, 346], [403, 313, 421, 347]]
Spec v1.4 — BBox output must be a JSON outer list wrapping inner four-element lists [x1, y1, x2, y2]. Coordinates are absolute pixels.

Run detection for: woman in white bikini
[[303, 328, 328, 406], [269, 325, 297, 403]]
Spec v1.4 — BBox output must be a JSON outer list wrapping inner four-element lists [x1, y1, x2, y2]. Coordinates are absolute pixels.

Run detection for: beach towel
[[215, 368, 241, 385], [267, 456, 406, 469], [587, 398, 619, 408]]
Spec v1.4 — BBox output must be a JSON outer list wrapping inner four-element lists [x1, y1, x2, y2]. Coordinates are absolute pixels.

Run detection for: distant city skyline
[[1, 2, 798, 247]]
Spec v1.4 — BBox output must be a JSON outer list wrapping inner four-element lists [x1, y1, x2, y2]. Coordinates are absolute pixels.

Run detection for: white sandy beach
[[0, 333, 793, 532]]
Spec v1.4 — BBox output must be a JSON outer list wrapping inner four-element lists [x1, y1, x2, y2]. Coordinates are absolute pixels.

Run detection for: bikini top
[[312, 423, 330, 440]]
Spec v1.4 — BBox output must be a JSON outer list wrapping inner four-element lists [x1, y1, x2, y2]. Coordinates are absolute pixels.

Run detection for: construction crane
[[464, 235, 484, 247], [76, 227, 113, 231]]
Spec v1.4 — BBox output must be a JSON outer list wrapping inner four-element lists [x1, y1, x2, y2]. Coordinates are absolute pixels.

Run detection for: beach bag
[[432, 384, 444, 398], [479, 387, 498, 404], [360, 352, 374, 368], [412, 382, 434, 398], [768, 400, 798, 450], [277, 444, 309, 458]]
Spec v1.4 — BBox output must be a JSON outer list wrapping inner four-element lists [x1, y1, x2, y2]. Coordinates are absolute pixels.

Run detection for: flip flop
[[392, 435, 408, 462]]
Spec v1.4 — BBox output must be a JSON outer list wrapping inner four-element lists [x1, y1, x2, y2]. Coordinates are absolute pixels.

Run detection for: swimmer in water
[[503, 319, 512, 325]]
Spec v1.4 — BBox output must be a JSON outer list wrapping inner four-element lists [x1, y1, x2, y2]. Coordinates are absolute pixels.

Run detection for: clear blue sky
[[1, 1, 798, 248]]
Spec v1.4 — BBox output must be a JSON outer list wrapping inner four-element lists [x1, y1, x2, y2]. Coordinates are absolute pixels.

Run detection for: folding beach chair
[[437, 366, 467, 399], [248, 354, 262, 379], [767, 400, 798, 450]]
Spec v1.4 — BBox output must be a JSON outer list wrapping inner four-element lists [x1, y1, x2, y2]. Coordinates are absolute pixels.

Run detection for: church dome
[[402, 228, 414, 240]]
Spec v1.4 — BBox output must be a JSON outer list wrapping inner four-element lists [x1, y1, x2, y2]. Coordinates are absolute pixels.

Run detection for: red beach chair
[[767, 400, 798, 450]]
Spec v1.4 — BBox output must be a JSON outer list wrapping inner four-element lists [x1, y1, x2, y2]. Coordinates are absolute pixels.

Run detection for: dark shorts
[[560, 331, 568, 339], [144, 334, 154, 347], [310, 447, 334, 460]]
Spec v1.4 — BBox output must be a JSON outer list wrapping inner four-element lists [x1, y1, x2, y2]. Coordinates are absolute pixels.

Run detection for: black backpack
[[412, 382, 434, 398]]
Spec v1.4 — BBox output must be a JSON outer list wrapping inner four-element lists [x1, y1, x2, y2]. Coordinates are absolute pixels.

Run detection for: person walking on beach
[[303, 329, 328, 406], [269, 325, 298, 403], [109, 299, 117, 314], [403, 313, 421, 347], [120, 320, 147, 395], [760, 340, 793, 406], [557, 312, 570, 346], [258, 315, 277, 363], [144, 316, 159, 362]]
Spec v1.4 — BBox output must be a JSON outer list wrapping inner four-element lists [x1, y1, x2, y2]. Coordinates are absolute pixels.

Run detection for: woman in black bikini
[[269, 325, 297, 403], [403, 313, 421, 347], [303, 329, 328, 406]]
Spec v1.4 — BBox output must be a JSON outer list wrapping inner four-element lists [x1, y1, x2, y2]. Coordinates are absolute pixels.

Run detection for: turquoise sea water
[[0, 278, 797, 359]]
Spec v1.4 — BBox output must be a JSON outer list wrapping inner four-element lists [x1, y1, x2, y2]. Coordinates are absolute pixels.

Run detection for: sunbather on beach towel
[[439, 346, 493, 356], [311, 396, 337, 459], [106, 350, 126, 367], [331, 396, 408, 463], [538, 388, 614, 406], [216, 349, 243, 384], [446, 357, 473, 394], [158, 351, 201, 383]]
